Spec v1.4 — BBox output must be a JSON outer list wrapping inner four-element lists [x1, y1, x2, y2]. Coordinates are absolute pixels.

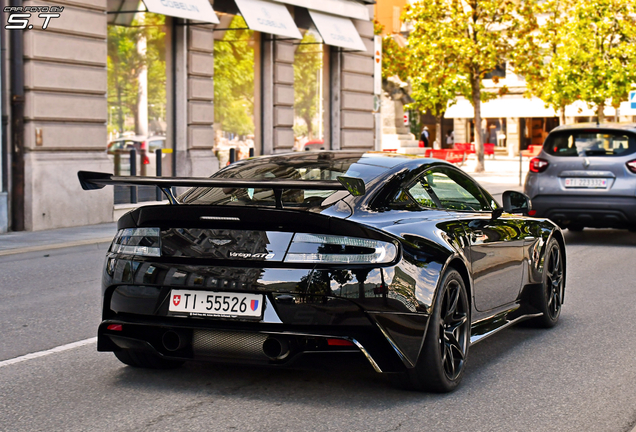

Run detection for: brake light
[[110, 227, 161, 256], [529, 158, 549, 173], [284, 234, 398, 264], [627, 160, 636, 174], [327, 339, 355, 347], [107, 324, 123, 331]]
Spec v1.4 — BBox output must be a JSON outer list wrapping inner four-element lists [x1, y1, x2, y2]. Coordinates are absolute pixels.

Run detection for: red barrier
[[453, 143, 495, 156], [424, 149, 466, 164]]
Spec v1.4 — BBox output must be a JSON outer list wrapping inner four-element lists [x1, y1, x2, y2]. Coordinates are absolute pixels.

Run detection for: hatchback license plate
[[564, 178, 608, 188], [169, 290, 263, 318]]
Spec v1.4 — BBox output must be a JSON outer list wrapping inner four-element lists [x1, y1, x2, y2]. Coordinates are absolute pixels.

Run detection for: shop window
[[214, 15, 259, 165], [107, 13, 169, 204], [293, 30, 327, 151]]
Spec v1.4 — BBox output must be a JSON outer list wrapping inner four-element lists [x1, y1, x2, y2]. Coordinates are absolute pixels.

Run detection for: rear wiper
[[584, 150, 609, 156]]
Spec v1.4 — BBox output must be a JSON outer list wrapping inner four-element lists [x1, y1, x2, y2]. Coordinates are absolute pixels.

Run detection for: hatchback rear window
[[544, 130, 636, 157]]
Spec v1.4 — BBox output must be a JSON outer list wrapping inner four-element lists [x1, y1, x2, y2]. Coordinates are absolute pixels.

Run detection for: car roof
[[550, 123, 636, 133]]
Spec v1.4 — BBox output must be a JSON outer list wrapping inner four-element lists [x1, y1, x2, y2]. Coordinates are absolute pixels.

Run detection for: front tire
[[114, 349, 185, 369], [393, 267, 470, 392]]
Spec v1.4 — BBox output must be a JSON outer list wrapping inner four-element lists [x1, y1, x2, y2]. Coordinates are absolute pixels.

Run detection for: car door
[[422, 167, 526, 312]]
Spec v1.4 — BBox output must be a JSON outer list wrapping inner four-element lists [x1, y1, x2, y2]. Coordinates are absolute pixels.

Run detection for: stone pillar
[[453, 118, 467, 143], [339, 19, 375, 150], [506, 117, 520, 157], [22, 0, 111, 230], [272, 38, 295, 153], [186, 25, 218, 176]]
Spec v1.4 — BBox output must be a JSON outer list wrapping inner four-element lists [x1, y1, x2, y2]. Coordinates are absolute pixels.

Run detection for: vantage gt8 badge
[[4, 5, 64, 30], [228, 251, 275, 259]]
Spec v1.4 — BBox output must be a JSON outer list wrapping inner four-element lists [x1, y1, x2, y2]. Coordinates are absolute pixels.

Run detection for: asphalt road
[[1, 230, 636, 432]]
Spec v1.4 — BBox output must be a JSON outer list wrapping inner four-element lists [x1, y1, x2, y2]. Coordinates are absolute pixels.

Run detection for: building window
[[293, 30, 327, 151], [107, 13, 168, 179], [484, 63, 506, 80], [214, 15, 259, 165]]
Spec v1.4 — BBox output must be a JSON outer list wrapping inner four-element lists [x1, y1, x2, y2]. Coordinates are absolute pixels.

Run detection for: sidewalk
[[0, 155, 528, 256], [0, 222, 117, 256]]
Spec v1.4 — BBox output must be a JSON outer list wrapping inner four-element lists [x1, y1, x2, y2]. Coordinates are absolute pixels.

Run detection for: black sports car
[[79, 151, 566, 392]]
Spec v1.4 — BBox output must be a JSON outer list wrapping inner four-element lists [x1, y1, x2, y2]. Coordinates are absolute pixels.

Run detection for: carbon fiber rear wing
[[77, 171, 365, 207]]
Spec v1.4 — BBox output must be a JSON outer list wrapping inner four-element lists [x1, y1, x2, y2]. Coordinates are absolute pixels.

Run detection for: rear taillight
[[626, 160, 636, 174], [529, 158, 549, 173], [110, 227, 161, 256], [284, 234, 398, 264]]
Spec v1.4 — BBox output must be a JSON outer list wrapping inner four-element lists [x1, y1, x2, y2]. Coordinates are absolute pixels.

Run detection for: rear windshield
[[179, 155, 386, 208], [544, 130, 636, 157]]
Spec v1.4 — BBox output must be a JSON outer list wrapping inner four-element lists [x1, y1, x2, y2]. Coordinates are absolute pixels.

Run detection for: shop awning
[[143, 0, 219, 23], [273, 0, 369, 21], [308, 10, 366, 51], [107, 0, 219, 25], [445, 97, 558, 119], [234, 0, 302, 39]]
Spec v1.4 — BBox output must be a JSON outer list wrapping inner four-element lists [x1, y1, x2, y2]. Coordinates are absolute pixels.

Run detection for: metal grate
[[192, 330, 269, 360]]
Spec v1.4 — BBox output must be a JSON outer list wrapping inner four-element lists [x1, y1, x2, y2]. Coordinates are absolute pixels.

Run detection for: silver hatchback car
[[524, 123, 636, 231]]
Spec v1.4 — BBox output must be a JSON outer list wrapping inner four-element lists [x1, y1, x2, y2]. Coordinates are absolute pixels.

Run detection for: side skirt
[[469, 306, 543, 345]]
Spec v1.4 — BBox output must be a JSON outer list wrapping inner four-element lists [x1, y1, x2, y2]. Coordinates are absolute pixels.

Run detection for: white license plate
[[564, 178, 608, 188], [169, 290, 263, 319]]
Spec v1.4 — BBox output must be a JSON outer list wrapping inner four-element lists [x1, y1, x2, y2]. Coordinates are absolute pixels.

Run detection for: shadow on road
[[106, 323, 550, 405], [564, 229, 636, 247]]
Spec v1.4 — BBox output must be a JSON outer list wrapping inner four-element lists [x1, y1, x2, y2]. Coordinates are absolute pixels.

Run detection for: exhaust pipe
[[162, 330, 187, 352], [262, 337, 290, 360]]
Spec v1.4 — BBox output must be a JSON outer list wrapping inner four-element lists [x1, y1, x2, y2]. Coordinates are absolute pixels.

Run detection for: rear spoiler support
[[77, 171, 365, 208]]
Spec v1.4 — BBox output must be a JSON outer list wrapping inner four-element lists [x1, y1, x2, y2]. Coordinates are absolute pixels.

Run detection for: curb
[[0, 238, 113, 257]]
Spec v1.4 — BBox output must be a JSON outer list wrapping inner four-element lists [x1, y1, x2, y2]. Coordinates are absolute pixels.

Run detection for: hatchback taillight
[[627, 160, 636, 174], [529, 158, 549, 173]]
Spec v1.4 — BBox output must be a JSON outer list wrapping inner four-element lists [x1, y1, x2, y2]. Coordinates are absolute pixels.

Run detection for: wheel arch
[[445, 257, 472, 309], [548, 228, 567, 302]]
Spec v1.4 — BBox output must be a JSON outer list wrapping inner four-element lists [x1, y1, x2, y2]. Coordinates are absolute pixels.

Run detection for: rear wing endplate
[[77, 171, 365, 206]]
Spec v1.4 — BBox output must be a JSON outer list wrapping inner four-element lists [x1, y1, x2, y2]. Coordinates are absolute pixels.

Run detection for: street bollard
[[156, 148, 163, 202], [130, 149, 138, 204], [229, 148, 236, 164], [249, 147, 254, 157], [114, 153, 121, 176]]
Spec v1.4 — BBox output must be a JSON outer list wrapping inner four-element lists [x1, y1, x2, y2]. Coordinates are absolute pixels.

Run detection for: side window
[[407, 182, 437, 208], [424, 168, 490, 211]]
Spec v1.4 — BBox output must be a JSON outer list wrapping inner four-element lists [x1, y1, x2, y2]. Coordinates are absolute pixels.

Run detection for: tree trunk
[[596, 102, 605, 124], [435, 115, 443, 149], [471, 75, 485, 172], [559, 106, 566, 126]]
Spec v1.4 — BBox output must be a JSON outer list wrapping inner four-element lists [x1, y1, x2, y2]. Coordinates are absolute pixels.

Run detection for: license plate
[[169, 290, 263, 319], [564, 178, 608, 188]]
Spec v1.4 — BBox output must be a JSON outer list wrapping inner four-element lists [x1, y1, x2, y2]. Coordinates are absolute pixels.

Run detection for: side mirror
[[502, 191, 532, 216]]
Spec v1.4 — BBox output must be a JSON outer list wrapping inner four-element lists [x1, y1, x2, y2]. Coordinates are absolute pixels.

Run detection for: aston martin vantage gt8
[[78, 151, 566, 392]]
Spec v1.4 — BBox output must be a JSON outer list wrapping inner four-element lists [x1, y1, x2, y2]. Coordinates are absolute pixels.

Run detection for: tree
[[404, 29, 468, 149], [566, 0, 636, 122], [511, 0, 579, 125], [293, 32, 323, 140], [404, 0, 516, 172], [213, 16, 255, 137]]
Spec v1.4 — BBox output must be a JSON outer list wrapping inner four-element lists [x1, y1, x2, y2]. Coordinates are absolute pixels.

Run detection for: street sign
[[631, 90, 636, 109]]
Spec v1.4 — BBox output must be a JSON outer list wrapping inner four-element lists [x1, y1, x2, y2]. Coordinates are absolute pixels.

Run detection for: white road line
[[0, 337, 97, 369]]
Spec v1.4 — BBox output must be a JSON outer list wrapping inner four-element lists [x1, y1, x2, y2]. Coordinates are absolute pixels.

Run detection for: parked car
[[524, 123, 636, 231], [304, 140, 325, 151], [78, 151, 565, 392]]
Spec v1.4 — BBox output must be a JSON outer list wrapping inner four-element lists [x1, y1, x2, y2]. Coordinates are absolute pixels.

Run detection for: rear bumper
[[531, 195, 636, 227], [97, 315, 416, 373]]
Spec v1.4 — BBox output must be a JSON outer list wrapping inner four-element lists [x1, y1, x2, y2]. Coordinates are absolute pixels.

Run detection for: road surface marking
[[0, 337, 97, 369]]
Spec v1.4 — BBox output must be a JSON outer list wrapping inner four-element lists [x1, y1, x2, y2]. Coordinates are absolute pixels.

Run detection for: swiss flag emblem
[[173, 295, 181, 306]]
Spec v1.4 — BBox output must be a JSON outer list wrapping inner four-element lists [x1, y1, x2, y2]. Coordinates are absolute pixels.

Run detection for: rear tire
[[114, 349, 185, 369], [528, 238, 565, 328], [391, 267, 470, 392]]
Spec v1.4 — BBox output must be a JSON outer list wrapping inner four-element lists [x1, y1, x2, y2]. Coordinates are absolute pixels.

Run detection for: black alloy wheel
[[391, 267, 470, 393], [530, 238, 565, 328]]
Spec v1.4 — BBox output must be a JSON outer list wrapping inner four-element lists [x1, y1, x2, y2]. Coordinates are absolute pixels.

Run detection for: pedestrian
[[446, 130, 454, 148], [420, 126, 429, 147]]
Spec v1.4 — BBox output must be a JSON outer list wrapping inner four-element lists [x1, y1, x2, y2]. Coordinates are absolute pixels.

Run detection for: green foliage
[[107, 13, 166, 135], [404, 0, 515, 162], [512, 0, 636, 121], [294, 32, 323, 140], [382, 35, 409, 81], [214, 16, 255, 136]]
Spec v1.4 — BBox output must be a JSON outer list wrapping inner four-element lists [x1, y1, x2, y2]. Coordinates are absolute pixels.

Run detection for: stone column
[[22, 0, 111, 230], [272, 38, 295, 153], [506, 117, 520, 157]]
